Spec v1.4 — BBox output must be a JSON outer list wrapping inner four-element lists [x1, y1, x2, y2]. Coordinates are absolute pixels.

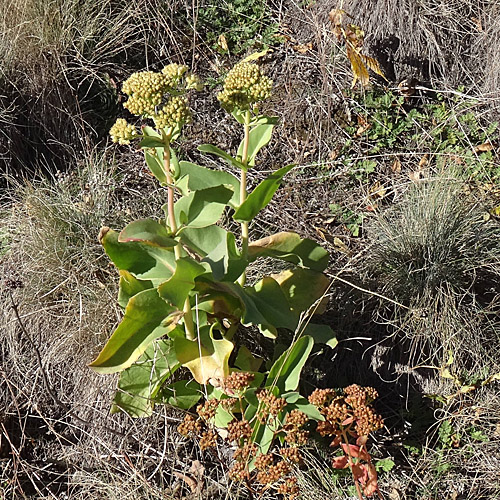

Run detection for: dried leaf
[[332, 456, 349, 469], [418, 153, 429, 168], [217, 34, 228, 52], [362, 463, 379, 497], [347, 46, 369, 88], [490, 205, 500, 216], [293, 42, 313, 53], [391, 157, 402, 173], [359, 53, 386, 80], [356, 115, 371, 136], [333, 237, 349, 254], [241, 49, 270, 63], [173, 472, 198, 493], [369, 181, 386, 199], [474, 142, 494, 153]]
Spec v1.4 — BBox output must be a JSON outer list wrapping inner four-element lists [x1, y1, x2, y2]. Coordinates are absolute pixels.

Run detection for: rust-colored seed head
[[277, 476, 300, 499], [257, 389, 287, 416], [196, 399, 220, 421], [227, 419, 253, 443], [254, 453, 274, 470], [199, 430, 217, 450], [284, 409, 308, 429], [285, 429, 309, 446], [280, 446, 303, 464], [233, 442, 258, 462], [224, 371, 255, 392], [308, 388, 336, 407], [177, 414, 202, 437], [228, 462, 249, 482]]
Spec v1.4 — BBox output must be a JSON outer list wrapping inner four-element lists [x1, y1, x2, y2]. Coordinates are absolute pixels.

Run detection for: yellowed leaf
[[356, 115, 371, 136], [347, 46, 369, 88], [490, 205, 500, 217], [217, 34, 228, 52], [333, 237, 349, 254], [369, 181, 387, 199], [241, 49, 269, 63], [359, 53, 386, 80], [419, 153, 429, 168], [408, 170, 422, 183], [482, 372, 500, 385]]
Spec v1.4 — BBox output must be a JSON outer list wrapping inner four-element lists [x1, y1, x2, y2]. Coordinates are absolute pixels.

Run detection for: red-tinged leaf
[[351, 463, 368, 483], [341, 416, 354, 426], [332, 456, 349, 469], [330, 435, 342, 447], [362, 463, 379, 497], [341, 443, 370, 461]]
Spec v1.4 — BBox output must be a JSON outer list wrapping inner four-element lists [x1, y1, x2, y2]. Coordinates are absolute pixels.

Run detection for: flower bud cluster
[[196, 399, 220, 422], [280, 446, 303, 464], [199, 430, 217, 450], [177, 414, 202, 437], [111, 64, 202, 143], [109, 118, 137, 145], [217, 62, 272, 111]]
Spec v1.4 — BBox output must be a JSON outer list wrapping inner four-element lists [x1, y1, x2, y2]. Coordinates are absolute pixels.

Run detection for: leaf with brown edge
[[346, 46, 369, 88]]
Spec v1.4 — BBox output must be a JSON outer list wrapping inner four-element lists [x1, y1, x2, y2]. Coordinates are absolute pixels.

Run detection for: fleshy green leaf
[[237, 121, 277, 166], [233, 164, 294, 222], [158, 257, 207, 309], [145, 151, 167, 185], [139, 136, 165, 148], [119, 219, 176, 248], [173, 325, 234, 384], [249, 232, 329, 272], [203, 230, 247, 281], [235, 346, 263, 372], [282, 392, 324, 421], [89, 288, 179, 374], [198, 144, 246, 170], [266, 336, 314, 392], [160, 380, 202, 410], [179, 225, 231, 257], [175, 161, 240, 207], [101, 228, 176, 285], [273, 268, 330, 316], [117, 270, 153, 309], [302, 323, 337, 348], [173, 185, 233, 228], [111, 338, 180, 417]]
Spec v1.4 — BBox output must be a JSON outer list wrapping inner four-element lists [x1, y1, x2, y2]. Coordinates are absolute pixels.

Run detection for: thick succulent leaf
[[266, 336, 314, 392], [302, 323, 337, 348], [173, 326, 234, 384], [179, 225, 230, 257], [101, 228, 176, 285], [237, 122, 276, 166], [233, 164, 294, 222], [273, 268, 330, 316], [145, 150, 167, 185], [249, 232, 329, 272], [160, 380, 202, 410], [139, 136, 165, 148], [89, 288, 179, 374], [173, 185, 233, 228], [119, 219, 176, 248], [235, 345, 263, 372], [117, 270, 153, 309], [282, 392, 324, 421], [111, 338, 180, 417], [158, 257, 207, 309], [203, 230, 247, 281], [198, 144, 246, 171], [175, 161, 240, 207]]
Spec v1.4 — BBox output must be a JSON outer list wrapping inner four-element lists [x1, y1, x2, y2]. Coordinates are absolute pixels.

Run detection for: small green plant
[[179, 0, 280, 54], [329, 203, 365, 236]]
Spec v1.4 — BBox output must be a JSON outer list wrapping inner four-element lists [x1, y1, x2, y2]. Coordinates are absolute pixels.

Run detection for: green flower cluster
[[217, 62, 272, 111], [110, 64, 202, 142], [109, 118, 137, 145]]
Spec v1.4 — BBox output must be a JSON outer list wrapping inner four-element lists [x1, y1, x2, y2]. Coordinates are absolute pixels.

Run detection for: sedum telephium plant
[[90, 58, 382, 498]]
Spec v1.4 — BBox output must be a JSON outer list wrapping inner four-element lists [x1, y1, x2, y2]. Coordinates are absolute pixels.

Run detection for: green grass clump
[[364, 175, 500, 369]]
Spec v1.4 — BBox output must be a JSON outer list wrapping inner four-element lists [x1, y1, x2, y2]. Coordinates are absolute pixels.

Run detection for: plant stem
[[238, 110, 251, 286], [163, 132, 196, 341]]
